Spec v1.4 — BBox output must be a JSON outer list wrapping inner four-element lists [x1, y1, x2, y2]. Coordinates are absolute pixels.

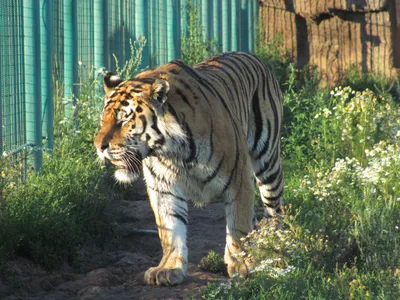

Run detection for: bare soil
[[0, 180, 228, 300]]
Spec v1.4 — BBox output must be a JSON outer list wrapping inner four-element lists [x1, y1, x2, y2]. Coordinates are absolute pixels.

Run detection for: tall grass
[[0, 37, 149, 269], [0, 71, 112, 269]]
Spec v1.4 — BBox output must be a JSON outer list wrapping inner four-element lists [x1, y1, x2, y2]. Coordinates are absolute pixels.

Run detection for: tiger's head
[[94, 72, 185, 183]]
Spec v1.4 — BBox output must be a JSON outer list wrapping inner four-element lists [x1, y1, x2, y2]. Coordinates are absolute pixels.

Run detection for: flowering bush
[[314, 86, 400, 163]]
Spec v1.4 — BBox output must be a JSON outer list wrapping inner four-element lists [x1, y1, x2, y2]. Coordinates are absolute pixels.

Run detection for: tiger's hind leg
[[253, 145, 284, 224], [223, 163, 255, 278]]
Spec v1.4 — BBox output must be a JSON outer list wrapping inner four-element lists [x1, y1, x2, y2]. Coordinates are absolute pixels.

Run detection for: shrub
[[313, 87, 399, 164], [4, 147, 112, 269], [0, 36, 149, 268], [255, 34, 293, 87], [0, 83, 114, 268], [0, 158, 21, 265], [281, 68, 327, 166], [199, 250, 227, 275], [343, 65, 399, 100]]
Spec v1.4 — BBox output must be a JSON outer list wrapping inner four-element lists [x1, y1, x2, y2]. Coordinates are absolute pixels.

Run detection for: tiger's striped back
[[146, 52, 284, 217]]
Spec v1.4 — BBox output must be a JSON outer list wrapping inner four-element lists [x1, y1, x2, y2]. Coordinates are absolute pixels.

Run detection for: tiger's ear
[[103, 72, 123, 94], [151, 79, 170, 104]]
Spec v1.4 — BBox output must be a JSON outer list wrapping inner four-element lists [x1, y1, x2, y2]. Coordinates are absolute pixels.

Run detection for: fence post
[[240, 0, 248, 52], [0, 19, 2, 156], [231, 0, 238, 51], [248, 0, 256, 52], [63, 0, 78, 119], [0, 2, 3, 156], [148, 0, 154, 65], [135, 0, 149, 68], [212, 0, 220, 50], [93, 0, 105, 104], [152, 0, 159, 66], [201, 0, 209, 40], [40, 0, 54, 151], [159, 1, 167, 65], [0, 68, 2, 156], [249, 0, 258, 52], [94, 0, 105, 71], [23, 0, 42, 169], [167, 0, 178, 61], [222, 0, 230, 52], [181, 0, 188, 38], [175, 0, 181, 58]]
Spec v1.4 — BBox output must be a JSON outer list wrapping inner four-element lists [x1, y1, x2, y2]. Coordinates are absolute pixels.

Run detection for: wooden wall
[[259, 0, 399, 84]]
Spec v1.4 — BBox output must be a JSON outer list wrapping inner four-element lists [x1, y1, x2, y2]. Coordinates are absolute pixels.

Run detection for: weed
[[113, 36, 147, 80], [181, 0, 219, 66], [199, 250, 227, 275]]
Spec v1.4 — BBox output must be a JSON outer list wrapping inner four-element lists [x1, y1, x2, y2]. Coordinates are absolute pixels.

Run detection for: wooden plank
[[292, 0, 387, 19], [391, 0, 400, 68]]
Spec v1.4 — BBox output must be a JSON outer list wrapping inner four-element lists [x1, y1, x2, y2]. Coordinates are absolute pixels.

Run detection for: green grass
[[0, 67, 120, 269], [1, 150, 111, 269], [0, 84, 113, 269], [0, 34, 151, 270], [205, 266, 400, 299]]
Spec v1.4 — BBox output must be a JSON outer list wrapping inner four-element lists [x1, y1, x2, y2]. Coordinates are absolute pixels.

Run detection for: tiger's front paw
[[144, 266, 186, 286]]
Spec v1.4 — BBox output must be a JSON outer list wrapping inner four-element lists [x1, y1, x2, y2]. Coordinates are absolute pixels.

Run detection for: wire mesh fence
[[0, 0, 258, 172], [0, 0, 28, 173]]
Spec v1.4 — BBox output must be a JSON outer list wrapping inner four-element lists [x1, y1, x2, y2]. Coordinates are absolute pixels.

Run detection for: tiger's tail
[[255, 145, 284, 218], [249, 58, 284, 219]]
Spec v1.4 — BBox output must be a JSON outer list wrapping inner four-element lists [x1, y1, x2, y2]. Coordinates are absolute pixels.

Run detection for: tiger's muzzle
[[94, 128, 142, 183]]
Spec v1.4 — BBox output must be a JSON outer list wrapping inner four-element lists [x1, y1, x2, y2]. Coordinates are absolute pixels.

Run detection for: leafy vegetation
[[113, 36, 147, 80], [0, 69, 114, 269], [181, 0, 219, 66], [199, 250, 227, 276], [0, 39, 150, 269], [255, 33, 293, 87], [204, 40, 400, 299]]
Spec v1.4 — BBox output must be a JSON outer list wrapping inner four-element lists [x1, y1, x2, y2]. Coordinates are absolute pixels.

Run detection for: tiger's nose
[[95, 140, 109, 152]]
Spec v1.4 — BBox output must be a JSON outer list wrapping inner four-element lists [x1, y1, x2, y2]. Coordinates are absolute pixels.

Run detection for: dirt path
[[0, 182, 228, 299]]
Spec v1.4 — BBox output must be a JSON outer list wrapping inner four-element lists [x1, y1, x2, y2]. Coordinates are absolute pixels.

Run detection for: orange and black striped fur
[[94, 52, 284, 286]]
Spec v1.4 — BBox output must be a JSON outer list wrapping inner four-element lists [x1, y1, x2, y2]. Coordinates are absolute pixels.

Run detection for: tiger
[[94, 52, 284, 286]]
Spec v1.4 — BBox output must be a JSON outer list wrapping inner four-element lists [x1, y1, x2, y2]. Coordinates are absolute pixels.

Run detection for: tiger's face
[[94, 72, 170, 183]]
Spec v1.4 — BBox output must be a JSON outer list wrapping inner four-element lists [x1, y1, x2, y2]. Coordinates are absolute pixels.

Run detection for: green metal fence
[[0, 0, 258, 170]]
